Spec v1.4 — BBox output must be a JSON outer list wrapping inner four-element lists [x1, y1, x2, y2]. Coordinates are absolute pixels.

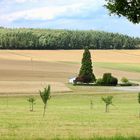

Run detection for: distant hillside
[[0, 28, 140, 50]]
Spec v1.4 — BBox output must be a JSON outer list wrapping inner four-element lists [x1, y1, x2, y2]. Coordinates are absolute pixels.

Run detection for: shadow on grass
[[51, 136, 140, 140]]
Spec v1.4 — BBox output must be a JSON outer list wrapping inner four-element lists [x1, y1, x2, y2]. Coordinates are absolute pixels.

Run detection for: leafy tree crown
[[102, 96, 113, 105], [40, 85, 51, 105], [27, 97, 36, 103], [105, 0, 140, 24]]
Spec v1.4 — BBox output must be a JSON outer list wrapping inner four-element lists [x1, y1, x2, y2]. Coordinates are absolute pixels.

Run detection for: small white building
[[69, 77, 76, 84]]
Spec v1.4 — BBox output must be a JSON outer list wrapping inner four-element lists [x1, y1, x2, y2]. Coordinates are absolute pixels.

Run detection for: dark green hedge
[[96, 73, 118, 86]]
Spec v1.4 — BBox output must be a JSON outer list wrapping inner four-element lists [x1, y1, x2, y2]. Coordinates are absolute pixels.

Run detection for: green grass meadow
[[0, 88, 140, 140], [94, 62, 140, 73]]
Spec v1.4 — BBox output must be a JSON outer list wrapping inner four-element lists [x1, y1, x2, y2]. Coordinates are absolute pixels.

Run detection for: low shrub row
[[74, 73, 118, 86]]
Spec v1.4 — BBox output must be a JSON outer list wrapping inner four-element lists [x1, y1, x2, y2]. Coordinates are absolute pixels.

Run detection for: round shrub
[[121, 77, 129, 84], [97, 73, 118, 86], [96, 78, 104, 86], [110, 76, 118, 86]]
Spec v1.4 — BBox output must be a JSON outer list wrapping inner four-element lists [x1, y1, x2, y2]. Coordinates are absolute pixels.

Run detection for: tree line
[[0, 27, 139, 50]]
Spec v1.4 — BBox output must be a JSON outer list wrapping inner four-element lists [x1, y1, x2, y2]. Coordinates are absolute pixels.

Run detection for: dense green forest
[[0, 28, 140, 50]]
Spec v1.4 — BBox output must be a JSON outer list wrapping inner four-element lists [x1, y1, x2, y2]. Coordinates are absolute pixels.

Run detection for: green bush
[[96, 73, 118, 86], [121, 77, 129, 84], [102, 73, 118, 86], [75, 75, 95, 84], [102, 73, 111, 85], [96, 78, 104, 85], [110, 76, 118, 86]]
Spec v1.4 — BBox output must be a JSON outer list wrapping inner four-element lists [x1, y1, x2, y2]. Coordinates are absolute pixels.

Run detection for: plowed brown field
[[0, 50, 139, 95]]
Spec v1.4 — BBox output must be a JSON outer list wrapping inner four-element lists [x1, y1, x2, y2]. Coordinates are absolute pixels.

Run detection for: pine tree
[[77, 47, 96, 83]]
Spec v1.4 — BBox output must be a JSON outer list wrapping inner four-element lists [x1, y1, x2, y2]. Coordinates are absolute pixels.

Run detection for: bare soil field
[[0, 50, 139, 95], [0, 50, 140, 63], [0, 81, 72, 95]]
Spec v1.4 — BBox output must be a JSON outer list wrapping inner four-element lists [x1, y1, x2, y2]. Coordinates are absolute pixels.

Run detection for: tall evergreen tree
[[77, 47, 96, 83]]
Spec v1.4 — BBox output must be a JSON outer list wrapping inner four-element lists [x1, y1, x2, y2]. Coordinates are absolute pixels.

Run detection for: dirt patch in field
[[0, 59, 79, 82], [0, 81, 72, 95], [0, 58, 78, 94]]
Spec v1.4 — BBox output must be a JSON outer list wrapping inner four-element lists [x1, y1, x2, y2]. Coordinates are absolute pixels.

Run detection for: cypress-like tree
[[40, 85, 51, 117], [77, 47, 96, 83]]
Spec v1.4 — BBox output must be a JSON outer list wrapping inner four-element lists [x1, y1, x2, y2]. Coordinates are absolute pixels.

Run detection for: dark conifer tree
[[78, 47, 96, 83]]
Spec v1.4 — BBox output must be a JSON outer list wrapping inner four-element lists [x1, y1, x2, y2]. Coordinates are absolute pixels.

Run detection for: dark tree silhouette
[[105, 0, 140, 24], [77, 48, 96, 83]]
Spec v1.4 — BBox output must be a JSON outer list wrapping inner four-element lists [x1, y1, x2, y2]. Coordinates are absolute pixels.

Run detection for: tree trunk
[[43, 104, 47, 117], [90, 100, 93, 110], [106, 104, 108, 113], [31, 103, 33, 112], [30, 103, 32, 111]]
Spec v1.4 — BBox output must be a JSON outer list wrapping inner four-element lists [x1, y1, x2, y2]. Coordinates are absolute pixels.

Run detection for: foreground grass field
[[0, 89, 140, 140]]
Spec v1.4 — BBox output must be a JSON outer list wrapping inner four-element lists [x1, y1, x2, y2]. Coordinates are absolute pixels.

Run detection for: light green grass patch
[[0, 91, 140, 139], [94, 62, 140, 73]]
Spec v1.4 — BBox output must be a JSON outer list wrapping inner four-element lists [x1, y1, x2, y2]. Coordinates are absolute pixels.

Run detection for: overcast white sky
[[0, 0, 140, 37]]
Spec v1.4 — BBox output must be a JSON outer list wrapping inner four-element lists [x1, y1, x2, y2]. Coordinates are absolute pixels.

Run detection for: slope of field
[[0, 50, 139, 94], [0, 50, 140, 63]]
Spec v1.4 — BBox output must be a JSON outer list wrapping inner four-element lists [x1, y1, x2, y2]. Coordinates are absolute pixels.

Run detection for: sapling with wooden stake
[[27, 97, 36, 112], [90, 100, 93, 110], [102, 96, 113, 113], [40, 85, 51, 117], [138, 92, 140, 118]]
